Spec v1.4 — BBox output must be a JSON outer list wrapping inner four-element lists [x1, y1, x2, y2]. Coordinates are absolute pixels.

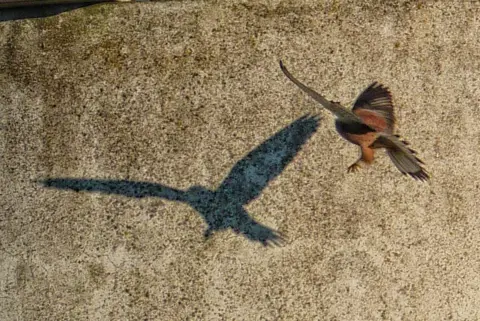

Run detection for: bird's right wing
[[279, 61, 365, 124], [374, 134, 429, 181], [352, 82, 395, 133], [37, 178, 188, 201]]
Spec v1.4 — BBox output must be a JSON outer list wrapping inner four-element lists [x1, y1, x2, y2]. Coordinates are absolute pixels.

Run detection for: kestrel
[[280, 61, 428, 180]]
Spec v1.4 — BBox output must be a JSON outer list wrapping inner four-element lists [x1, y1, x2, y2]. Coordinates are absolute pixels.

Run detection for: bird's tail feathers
[[374, 133, 429, 181]]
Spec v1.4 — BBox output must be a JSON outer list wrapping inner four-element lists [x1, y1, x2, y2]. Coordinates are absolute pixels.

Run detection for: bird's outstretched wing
[[279, 60, 365, 124], [373, 134, 429, 181], [216, 114, 320, 205], [38, 178, 188, 201], [353, 82, 395, 133]]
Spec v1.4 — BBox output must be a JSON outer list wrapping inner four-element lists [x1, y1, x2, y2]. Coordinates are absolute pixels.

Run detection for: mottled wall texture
[[1, 1, 480, 320]]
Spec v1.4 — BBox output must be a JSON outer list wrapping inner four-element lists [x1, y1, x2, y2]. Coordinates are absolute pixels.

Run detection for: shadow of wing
[[38, 178, 187, 202], [216, 114, 320, 205]]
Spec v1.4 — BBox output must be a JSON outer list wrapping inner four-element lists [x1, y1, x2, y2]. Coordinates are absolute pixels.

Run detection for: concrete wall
[[1, 1, 480, 320]]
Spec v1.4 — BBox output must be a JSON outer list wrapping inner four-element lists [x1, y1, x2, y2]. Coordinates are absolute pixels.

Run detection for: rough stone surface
[[1, 1, 480, 320]]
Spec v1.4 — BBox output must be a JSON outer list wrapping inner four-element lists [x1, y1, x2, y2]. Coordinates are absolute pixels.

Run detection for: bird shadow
[[0, 2, 100, 22], [37, 114, 320, 246]]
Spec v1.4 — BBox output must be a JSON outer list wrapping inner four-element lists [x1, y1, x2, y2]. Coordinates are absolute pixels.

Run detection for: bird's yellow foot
[[347, 162, 361, 173]]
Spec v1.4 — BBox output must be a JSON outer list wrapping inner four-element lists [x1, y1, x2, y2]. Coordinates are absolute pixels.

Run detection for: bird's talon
[[347, 163, 360, 173]]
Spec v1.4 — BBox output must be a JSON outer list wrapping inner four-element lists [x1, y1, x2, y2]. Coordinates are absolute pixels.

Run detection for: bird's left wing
[[280, 61, 365, 124], [38, 178, 188, 202], [216, 114, 320, 205]]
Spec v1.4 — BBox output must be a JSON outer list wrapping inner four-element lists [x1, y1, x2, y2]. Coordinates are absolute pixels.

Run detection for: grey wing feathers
[[279, 61, 364, 124], [376, 134, 429, 181], [353, 82, 395, 133]]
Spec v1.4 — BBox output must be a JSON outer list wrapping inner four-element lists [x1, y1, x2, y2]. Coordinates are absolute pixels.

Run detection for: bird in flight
[[38, 114, 320, 246], [280, 61, 428, 181]]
